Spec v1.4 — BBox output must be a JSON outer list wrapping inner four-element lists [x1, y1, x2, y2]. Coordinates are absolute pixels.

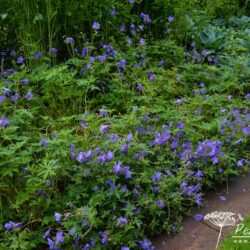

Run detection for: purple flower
[[165, 169, 174, 177], [0, 117, 10, 128], [156, 200, 165, 208], [127, 38, 132, 45], [139, 38, 145, 46], [120, 143, 130, 154], [110, 9, 116, 16], [123, 166, 132, 179], [109, 133, 119, 142], [244, 93, 250, 99], [128, 0, 135, 4], [138, 25, 144, 31], [92, 22, 101, 30], [90, 238, 96, 247], [140, 13, 151, 23], [118, 59, 127, 69], [40, 138, 47, 147], [175, 76, 181, 82], [117, 217, 128, 225], [90, 56, 95, 63], [47, 238, 54, 249], [212, 57, 219, 64], [201, 50, 208, 57], [195, 170, 204, 179], [195, 108, 202, 115], [34, 51, 43, 59], [46, 179, 52, 186], [114, 161, 123, 175], [2, 68, 16, 76], [55, 231, 64, 245], [80, 121, 89, 128], [177, 121, 184, 129], [187, 170, 195, 177], [100, 124, 110, 134], [136, 239, 155, 250], [158, 60, 164, 67], [55, 212, 62, 223], [133, 189, 139, 198], [191, 41, 196, 47], [193, 214, 204, 221], [194, 90, 200, 97], [0, 95, 6, 103], [98, 55, 106, 62], [120, 24, 126, 32], [167, 16, 174, 22], [102, 44, 112, 53], [65, 37, 75, 44], [120, 185, 127, 193], [127, 131, 134, 140], [147, 71, 156, 82], [98, 151, 113, 164], [170, 139, 178, 149], [10, 93, 20, 102], [99, 232, 109, 245], [22, 78, 29, 85], [242, 126, 250, 135], [76, 150, 92, 164], [152, 126, 171, 146], [151, 172, 162, 182], [194, 193, 203, 206], [142, 116, 149, 123], [152, 186, 160, 193], [106, 179, 116, 190], [121, 247, 130, 250], [4, 221, 22, 231], [82, 218, 90, 227], [176, 97, 184, 105], [99, 108, 107, 117], [130, 24, 136, 36], [81, 47, 90, 58], [237, 159, 244, 167], [211, 157, 219, 164], [83, 244, 91, 250], [135, 150, 147, 159], [219, 195, 227, 201], [217, 167, 223, 173], [25, 91, 34, 100], [17, 56, 24, 64], [137, 83, 143, 92], [49, 48, 58, 57], [196, 140, 223, 161], [43, 229, 51, 239]]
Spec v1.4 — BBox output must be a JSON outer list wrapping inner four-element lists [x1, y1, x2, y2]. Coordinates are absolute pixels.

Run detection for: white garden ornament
[[204, 211, 244, 249]]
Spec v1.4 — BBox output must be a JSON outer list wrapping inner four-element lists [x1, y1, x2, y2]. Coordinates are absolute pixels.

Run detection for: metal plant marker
[[204, 211, 244, 249]]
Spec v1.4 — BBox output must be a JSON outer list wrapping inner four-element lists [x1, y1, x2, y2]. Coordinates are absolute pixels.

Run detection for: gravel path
[[153, 172, 250, 250]]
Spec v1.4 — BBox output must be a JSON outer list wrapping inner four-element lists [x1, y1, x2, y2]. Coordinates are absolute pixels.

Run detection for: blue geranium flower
[[92, 22, 101, 30]]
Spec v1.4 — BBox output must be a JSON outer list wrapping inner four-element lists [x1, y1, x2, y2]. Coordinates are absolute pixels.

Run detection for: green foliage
[[1, 0, 248, 59], [0, 3, 249, 250]]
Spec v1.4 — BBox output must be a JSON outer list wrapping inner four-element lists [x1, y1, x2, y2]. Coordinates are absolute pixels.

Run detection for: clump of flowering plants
[[0, 13, 250, 250]]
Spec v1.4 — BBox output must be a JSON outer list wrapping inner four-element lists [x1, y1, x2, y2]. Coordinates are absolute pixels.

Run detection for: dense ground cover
[[0, 1, 250, 249]]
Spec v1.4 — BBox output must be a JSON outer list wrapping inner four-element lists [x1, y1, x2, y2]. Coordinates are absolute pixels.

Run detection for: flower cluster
[[4, 221, 22, 231], [0, 117, 10, 128]]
